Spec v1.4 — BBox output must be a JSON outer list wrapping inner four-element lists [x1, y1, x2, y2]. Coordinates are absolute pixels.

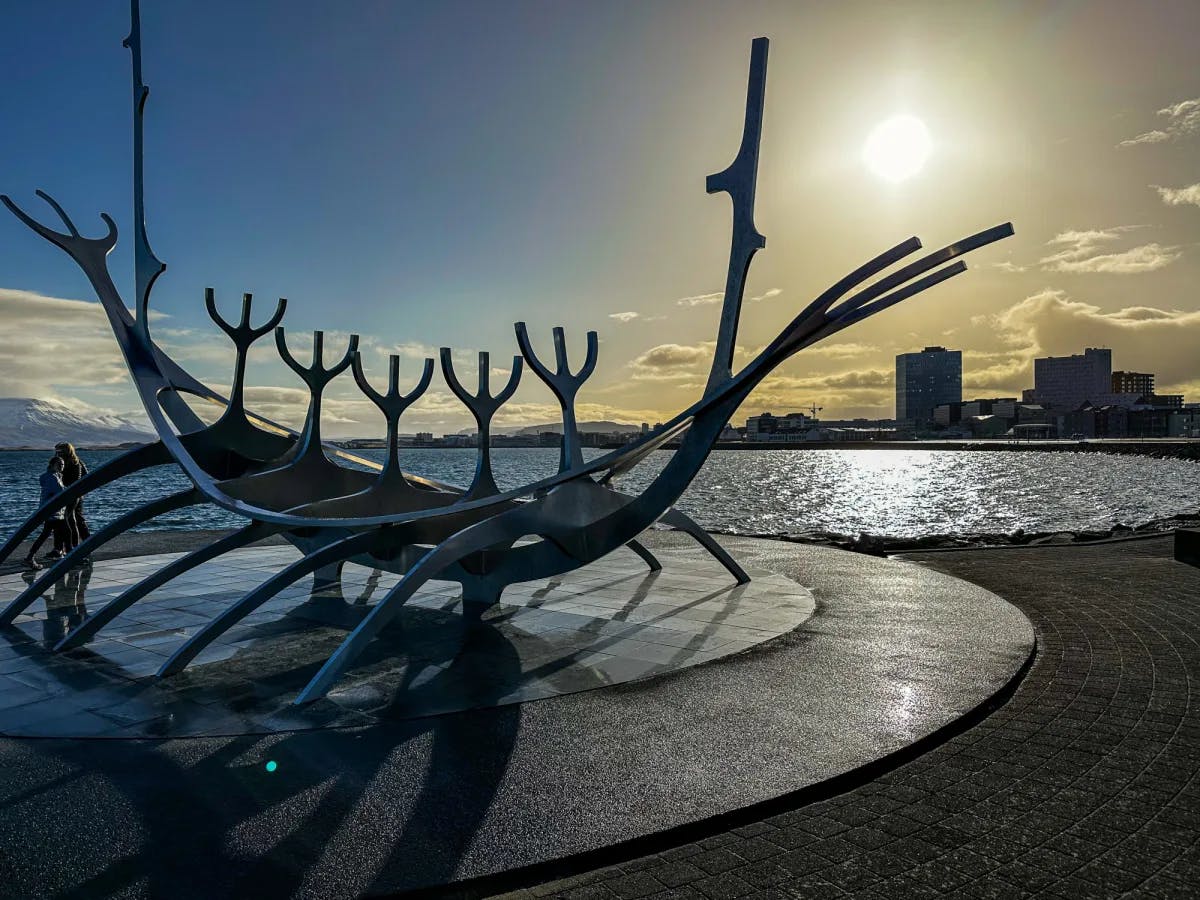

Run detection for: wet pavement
[[0, 533, 1031, 897], [0, 545, 812, 737], [511, 534, 1200, 900]]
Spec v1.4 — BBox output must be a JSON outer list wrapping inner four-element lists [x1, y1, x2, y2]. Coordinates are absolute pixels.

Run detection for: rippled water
[[1, 447, 1196, 539]]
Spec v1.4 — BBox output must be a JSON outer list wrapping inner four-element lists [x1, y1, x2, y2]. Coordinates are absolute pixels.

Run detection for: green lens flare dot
[[265, 760, 278, 773]]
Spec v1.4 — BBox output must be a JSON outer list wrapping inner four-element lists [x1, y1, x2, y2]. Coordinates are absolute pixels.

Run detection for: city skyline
[[1, 1, 1198, 437]]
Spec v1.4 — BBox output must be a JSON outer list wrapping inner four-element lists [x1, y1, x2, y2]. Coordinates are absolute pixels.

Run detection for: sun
[[862, 115, 932, 182]]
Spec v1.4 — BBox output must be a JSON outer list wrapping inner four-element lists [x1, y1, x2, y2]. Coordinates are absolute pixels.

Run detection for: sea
[[2, 447, 1198, 540]]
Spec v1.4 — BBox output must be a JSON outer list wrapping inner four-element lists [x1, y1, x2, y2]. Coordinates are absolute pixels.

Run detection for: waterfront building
[[1146, 394, 1184, 409], [1030, 347, 1112, 408], [935, 398, 1017, 428], [895, 346, 962, 424], [964, 414, 1008, 438], [961, 398, 1018, 419], [745, 411, 811, 438], [933, 402, 962, 426], [1016, 404, 1051, 426], [719, 424, 742, 441], [1061, 404, 1195, 439], [818, 425, 898, 441], [1169, 408, 1200, 437], [1112, 370, 1154, 396]]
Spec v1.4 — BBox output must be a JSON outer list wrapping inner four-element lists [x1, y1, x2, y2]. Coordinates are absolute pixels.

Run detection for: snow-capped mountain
[[0, 398, 153, 448]]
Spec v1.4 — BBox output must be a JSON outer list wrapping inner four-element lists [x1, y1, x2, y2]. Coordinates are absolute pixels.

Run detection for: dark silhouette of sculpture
[[0, 2, 1013, 704]]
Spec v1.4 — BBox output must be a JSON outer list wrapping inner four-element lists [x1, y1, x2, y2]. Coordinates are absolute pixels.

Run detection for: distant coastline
[[0, 443, 149, 452], [1, 438, 1198, 462], [707, 439, 1200, 461]]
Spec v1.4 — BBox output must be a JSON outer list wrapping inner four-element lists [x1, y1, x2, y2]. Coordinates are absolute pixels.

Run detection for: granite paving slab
[[0, 544, 813, 737]]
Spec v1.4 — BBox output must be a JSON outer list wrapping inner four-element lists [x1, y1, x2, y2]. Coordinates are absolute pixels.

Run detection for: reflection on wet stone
[[0, 544, 813, 738]]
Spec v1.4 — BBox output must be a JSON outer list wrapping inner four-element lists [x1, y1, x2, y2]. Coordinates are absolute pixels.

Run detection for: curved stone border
[[0, 536, 1033, 897], [516, 534, 1200, 900]]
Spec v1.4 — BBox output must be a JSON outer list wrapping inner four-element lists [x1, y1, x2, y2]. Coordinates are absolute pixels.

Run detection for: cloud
[[1154, 183, 1200, 207], [1042, 243, 1180, 274], [385, 340, 439, 361], [962, 354, 1036, 394], [628, 342, 712, 381], [608, 311, 640, 323], [740, 368, 895, 417], [749, 288, 781, 302], [492, 400, 662, 429], [675, 291, 723, 307], [0, 288, 138, 400], [675, 288, 780, 308], [995, 289, 1200, 394], [1039, 228, 1180, 274], [1119, 97, 1200, 147], [991, 261, 1027, 273], [803, 341, 877, 359], [1119, 129, 1170, 147]]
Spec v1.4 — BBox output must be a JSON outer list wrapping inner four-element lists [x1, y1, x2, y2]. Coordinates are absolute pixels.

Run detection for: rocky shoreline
[[719, 509, 1200, 556]]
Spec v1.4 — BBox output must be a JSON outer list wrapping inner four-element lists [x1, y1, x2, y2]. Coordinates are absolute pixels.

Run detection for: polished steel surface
[[0, 2, 1013, 703]]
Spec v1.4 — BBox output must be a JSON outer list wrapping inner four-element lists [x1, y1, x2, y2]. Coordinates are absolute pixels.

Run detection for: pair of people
[[22, 442, 90, 570]]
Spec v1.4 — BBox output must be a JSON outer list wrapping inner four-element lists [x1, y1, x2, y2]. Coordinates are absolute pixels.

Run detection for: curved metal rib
[[440, 349, 523, 500], [659, 508, 749, 584], [0, 441, 170, 568], [54, 522, 284, 651], [831, 224, 1015, 322], [296, 538, 478, 704], [625, 539, 663, 573], [295, 503, 552, 703], [157, 530, 380, 677], [515, 323, 599, 472], [0, 489, 203, 626]]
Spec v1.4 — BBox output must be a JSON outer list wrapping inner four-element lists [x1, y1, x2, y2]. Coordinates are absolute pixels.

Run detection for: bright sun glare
[[862, 115, 932, 182]]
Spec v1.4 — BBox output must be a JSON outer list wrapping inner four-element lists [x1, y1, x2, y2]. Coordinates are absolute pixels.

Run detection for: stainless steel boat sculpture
[[0, 5, 1012, 704]]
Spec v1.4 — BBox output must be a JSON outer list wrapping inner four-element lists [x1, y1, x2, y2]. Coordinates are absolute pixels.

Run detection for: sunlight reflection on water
[[0, 447, 1196, 539]]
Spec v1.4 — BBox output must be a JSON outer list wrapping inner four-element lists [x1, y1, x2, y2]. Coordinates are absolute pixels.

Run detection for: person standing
[[55, 442, 90, 549], [23, 456, 70, 569]]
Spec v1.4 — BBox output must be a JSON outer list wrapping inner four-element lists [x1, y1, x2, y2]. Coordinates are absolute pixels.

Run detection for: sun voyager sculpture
[[0, 1, 1012, 704]]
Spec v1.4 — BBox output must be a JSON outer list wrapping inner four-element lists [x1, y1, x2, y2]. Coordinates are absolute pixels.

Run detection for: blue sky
[[2, 1, 1198, 434]]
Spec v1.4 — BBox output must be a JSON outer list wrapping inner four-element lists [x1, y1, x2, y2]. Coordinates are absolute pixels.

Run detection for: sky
[[1, 0, 1198, 436]]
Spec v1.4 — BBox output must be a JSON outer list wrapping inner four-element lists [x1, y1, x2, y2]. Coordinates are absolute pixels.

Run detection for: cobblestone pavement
[[501, 535, 1200, 900]]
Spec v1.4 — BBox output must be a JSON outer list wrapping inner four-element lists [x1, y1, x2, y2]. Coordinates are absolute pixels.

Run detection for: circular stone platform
[[0, 535, 1034, 898], [0, 543, 814, 737]]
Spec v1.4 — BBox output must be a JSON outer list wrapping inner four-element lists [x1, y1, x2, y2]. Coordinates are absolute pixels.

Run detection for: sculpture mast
[[704, 37, 768, 397], [125, 0, 166, 349]]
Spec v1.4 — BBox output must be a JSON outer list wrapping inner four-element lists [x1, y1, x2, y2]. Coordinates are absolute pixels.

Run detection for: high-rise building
[[895, 346, 962, 423], [1112, 371, 1154, 397], [1031, 347, 1112, 409]]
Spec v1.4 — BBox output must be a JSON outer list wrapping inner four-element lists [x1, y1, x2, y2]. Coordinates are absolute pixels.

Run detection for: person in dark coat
[[55, 442, 90, 549], [23, 456, 70, 569]]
